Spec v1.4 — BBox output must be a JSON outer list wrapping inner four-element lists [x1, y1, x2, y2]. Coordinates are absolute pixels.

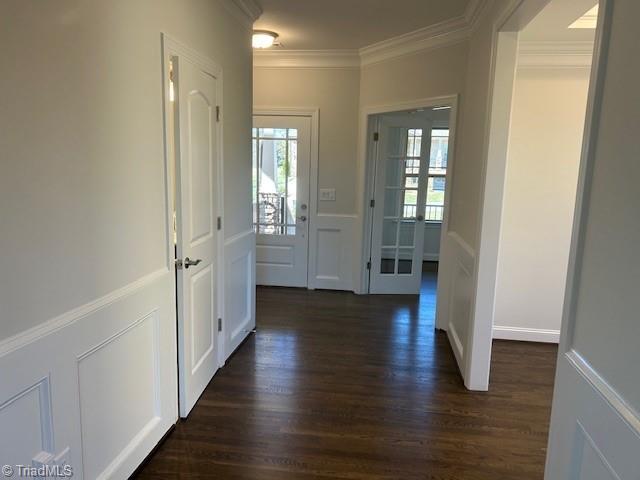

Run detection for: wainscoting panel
[[0, 270, 178, 480], [0, 377, 53, 468], [546, 351, 640, 479], [224, 230, 256, 360], [308, 214, 356, 291], [437, 231, 476, 377]]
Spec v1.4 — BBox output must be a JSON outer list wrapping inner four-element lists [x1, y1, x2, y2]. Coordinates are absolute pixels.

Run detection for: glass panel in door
[[252, 127, 298, 235], [378, 128, 423, 276]]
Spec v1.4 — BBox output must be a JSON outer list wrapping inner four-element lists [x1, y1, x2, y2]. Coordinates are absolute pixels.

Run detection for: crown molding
[[224, 0, 263, 28], [359, 16, 470, 66], [253, 0, 489, 68], [464, 0, 489, 32], [518, 41, 594, 68], [254, 49, 360, 69]]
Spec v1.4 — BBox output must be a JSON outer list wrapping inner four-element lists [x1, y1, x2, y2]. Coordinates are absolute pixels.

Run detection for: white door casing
[[253, 115, 311, 287], [369, 115, 432, 294], [171, 49, 223, 418]]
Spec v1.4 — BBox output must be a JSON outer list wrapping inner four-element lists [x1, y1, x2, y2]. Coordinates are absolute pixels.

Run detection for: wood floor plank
[[135, 267, 557, 479]]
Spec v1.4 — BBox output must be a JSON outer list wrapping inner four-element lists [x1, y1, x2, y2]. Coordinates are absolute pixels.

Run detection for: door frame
[[358, 95, 459, 300], [252, 107, 320, 289], [161, 34, 226, 415], [464, 0, 607, 391]]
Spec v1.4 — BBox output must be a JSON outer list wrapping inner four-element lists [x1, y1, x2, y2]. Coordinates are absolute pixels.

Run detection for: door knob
[[180, 257, 202, 269], [417, 215, 425, 221], [298, 215, 307, 222]]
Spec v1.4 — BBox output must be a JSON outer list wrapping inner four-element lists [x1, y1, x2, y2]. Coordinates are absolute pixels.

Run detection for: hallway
[[136, 267, 557, 479]]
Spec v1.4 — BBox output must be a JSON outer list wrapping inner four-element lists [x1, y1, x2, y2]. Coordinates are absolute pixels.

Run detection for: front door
[[252, 115, 311, 287], [369, 115, 432, 294], [173, 55, 221, 417]]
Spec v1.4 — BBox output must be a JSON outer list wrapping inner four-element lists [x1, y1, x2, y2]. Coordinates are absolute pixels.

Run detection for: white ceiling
[[254, 0, 470, 50], [520, 0, 598, 43]]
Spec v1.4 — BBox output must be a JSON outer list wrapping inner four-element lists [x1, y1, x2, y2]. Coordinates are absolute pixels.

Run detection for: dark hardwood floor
[[135, 263, 557, 479]]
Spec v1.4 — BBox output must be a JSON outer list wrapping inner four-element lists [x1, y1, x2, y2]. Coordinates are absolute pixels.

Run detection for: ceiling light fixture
[[252, 30, 279, 49], [432, 106, 451, 111]]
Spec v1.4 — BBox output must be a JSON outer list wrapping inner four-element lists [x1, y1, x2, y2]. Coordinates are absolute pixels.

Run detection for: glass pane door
[[379, 128, 424, 276], [252, 127, 298, 235]]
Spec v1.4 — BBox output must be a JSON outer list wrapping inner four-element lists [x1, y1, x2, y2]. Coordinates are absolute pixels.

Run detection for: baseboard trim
[[493, 325, 560, 343]]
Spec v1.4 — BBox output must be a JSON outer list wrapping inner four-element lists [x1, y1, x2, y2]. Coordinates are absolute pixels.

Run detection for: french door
[[252, 115, 311, 287], [369, 116, 433, 294]]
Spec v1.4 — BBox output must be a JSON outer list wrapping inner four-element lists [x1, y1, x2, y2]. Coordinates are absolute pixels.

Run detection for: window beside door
[[401, 128, 449, 222], [252, 127, 298, 235]]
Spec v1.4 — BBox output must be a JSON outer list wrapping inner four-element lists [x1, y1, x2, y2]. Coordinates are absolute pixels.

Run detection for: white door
[[369, 116, 432, 294], [174, 55, 221, 417], [545, 2, 640, 478], [252, 115, 311, 287]]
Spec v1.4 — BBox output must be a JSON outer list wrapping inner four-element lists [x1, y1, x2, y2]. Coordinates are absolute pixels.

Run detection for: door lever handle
[[298, 215, 307, 222], [183, 257, 202, 269]]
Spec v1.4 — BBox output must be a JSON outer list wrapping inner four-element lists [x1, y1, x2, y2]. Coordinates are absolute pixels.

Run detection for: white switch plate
[[319, 188, 336, 201]]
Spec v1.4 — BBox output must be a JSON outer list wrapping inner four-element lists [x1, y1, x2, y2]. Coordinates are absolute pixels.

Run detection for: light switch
[[319, 188, 336, 201]]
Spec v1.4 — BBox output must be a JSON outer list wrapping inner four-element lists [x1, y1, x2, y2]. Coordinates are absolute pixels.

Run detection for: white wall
[[253, 67, 360, 290], [493, 65, 591, 343], [254, 43, 468, 291], [0, 0, 253, 477]]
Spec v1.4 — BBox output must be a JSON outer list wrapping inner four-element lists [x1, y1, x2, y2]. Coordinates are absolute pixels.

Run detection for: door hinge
[[218, 318, 222, 332], [373, 132, 379, 141], [370, 199, 375, 208], [217, 217, 222, 230], [216, 105, 220, 122], [366, 261, 371, 270]]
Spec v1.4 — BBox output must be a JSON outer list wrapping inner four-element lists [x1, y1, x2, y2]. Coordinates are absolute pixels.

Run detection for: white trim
[[0, 268, 168, 358], [465, 1, 522, 392], [223, 0, 262, 29], [253, 1, 489, 69], [253, 107, 320, 290], [359, 17, 469, 66], [224, 228, 255, 247], [518, 41, 594, 68], [253, 50, 360, 69], [493, 326, 560, 343], [566, 349, 640, 435], [355, 95, 459, 295]]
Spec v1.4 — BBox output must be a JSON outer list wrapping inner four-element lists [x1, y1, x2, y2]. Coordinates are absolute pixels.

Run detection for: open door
[[369, 115, 432, 294], [545, 1, 640, 477], [172, 52, 222, 417]]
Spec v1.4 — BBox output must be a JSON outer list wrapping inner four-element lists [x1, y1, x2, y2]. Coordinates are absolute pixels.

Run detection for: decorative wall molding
[[0, 268, 169, 358], [359, 16, 469, 66], [224, 0, 263, 28], [493, 325, 560, 343], [253, 50, 360, 69], [254, 0, 488, 68], [518, 41, 594, 68]]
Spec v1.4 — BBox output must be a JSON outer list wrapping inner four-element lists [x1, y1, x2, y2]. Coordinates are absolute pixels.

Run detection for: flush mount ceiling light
[[252, 30, 279, 49], [569, 5, 598, 29]]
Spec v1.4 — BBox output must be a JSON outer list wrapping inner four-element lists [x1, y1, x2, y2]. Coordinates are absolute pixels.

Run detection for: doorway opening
[[361, 98, 457, 332], [466, 0, 600, 391]]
